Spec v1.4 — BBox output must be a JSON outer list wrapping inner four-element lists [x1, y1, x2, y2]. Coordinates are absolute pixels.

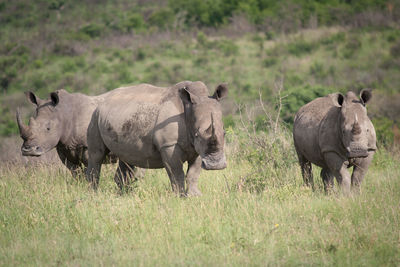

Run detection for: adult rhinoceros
[[86, 81, 228, 196], [293, 90, 376, 194], [15, 90, 133, 187]]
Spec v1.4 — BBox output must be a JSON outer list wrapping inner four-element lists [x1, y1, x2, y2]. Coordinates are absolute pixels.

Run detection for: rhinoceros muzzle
[[201, 153, 227, 170], [346, 145, 368, 158], [21, 145, 44, 157]]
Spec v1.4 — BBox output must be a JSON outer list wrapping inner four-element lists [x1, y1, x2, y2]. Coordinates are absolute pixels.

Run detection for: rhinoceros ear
[[179, 87, 200, 105], [212, 83, 228, 101], [25, 91, 41, 106], [336, 93, 344, 107], [50, 92, 59, 106], [360, 89, 372, 105]]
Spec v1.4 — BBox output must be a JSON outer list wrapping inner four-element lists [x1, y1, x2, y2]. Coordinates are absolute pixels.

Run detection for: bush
[[342, 36, 362, 59], [231, 104, 297, 193], [282, 85, 333, 124], [123, 13, 146, 32], [287, 39, 317, 56], [0, 105, 17, 136], [372, 117, 395, 147], [148, 8, 175, 30], [263, 57, 277, 68], [216, 39, 239, 56], [79, 23, 103, 38]]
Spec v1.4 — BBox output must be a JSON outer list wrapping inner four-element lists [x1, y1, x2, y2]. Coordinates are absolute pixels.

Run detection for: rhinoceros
[[15, 90, 130, 184], [293, 89, 376, 194], [86, 81, 228, 196]]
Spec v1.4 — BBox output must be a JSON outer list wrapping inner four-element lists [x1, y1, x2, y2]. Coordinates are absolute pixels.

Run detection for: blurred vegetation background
[[1, 0, 400, 152]]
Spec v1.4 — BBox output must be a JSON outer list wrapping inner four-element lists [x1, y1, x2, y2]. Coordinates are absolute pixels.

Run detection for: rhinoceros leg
[[297, 154, 314, 190], [114, 161, 136, 191], [160, 145, 186, 196], [56, 147, 82, 179], [86, 115, 109, 190], [351, 152, 374, 192], [186, 155, 202, 196], [324, 152, 351, 195], [321, 168, 334, 194]]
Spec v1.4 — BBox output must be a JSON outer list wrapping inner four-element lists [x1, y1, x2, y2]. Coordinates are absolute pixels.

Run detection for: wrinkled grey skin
[[16, 89, 120, 178], [293, 89, 377, 194], [86, 81, 228, 196]]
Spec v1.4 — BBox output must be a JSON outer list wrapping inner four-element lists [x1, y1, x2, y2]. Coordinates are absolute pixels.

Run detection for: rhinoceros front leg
[[186, 155, 202, 196], [114, 160, 136, 191], [160, 145, 186, 196], [351, 152, 374, 192], [324, 152, 351, 195], [320, 168, 334, 194]]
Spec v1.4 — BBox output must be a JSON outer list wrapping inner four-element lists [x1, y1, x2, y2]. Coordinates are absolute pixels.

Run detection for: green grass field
[[1, 148, 399, 266], [1, 1, 400, 265]]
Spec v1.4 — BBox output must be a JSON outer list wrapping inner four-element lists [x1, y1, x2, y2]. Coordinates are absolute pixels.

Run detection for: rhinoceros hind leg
[[160, 145, 186, 197], [186, 155, 202, 196], [298, 155, 314, 190], [114, 161, 137, 192], [321, 168, 334, 194]]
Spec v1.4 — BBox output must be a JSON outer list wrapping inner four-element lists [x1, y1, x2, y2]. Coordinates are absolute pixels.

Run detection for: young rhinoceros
[[293, 90, 376, 194], [16, 89, 121, 178], [86, 81, 228, 196]]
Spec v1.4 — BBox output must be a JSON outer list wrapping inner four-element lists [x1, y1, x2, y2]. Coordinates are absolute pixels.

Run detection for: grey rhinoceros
[[86, 81, 228, 196], [16, 89, 127, 182], [293, 90, 376, 194]]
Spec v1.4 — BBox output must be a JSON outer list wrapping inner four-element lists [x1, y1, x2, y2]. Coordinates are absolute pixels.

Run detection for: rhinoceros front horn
[[211, 113, 216, 139], [16, 108, 31, 139]]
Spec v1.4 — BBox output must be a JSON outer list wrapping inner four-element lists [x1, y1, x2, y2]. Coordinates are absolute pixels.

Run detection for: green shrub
[[0, 105, 17, 136], [223, 114, 235, 128], [216, 39, 239, 56], [390, 40, 400, 58], [123, 13, 146, 32], [287, 39, 317, 56], [79, 23, 103, 38], [372, 117, 395, 147], [48, 0, 64, 10], [342, 36, 362, 59], [263, 57, 277, 68], [148, 8, 175, 30], [309, 61, 329, 80], [320, 32, 346, 46], [196, 31, 211, 48], [282, 85, 333, 124]]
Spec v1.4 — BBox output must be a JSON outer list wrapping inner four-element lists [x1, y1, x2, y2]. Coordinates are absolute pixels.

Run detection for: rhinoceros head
[[335, 89, 374, 158], [17, 91, 62, 156], [180, 84, 228, 170]]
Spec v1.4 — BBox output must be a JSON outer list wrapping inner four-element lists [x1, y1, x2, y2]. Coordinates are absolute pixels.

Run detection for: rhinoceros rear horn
[[16, 108, 31, 139], [360, 89, 372, 105]]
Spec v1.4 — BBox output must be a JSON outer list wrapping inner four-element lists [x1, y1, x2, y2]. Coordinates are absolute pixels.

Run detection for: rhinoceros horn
[[211, 113, 216, 139], [352, 114, 362, 135], [16, 108, 31, 139]]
